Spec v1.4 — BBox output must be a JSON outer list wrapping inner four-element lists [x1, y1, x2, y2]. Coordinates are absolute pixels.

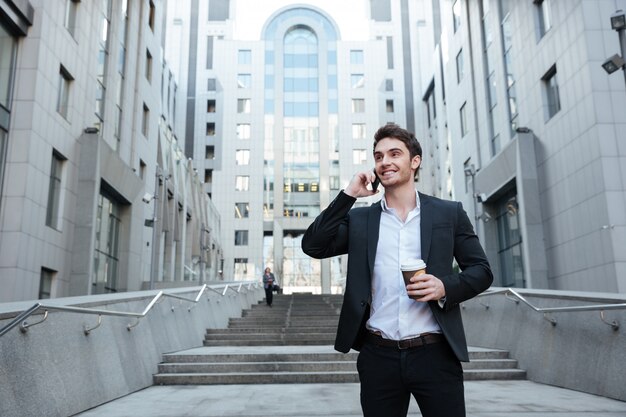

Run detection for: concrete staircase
[[154, 294, 526, 385], [202, 293, 340, 346]]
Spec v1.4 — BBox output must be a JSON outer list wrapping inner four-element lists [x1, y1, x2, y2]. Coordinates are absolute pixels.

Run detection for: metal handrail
[[469, 288, 625, 330], [0, 282, 262, 338]]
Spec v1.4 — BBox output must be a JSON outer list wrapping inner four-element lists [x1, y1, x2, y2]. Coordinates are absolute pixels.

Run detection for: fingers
[[406, 275, 445, 301], [345, 170, 380, 198]]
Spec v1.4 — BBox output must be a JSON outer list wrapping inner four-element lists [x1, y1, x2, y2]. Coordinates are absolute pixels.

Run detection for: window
[[463, 159, 472, 193], [237, 98, 251, 113], [208, 0, 229, 21], [57, 66, 73, 119], [351, 74, 364, 88], [423, 81, 436, 128], [536, 0, 552, 38], [93, 191, 121, 293], [351, 99, 365, 113], [487, 73, 497, 109], [236, 149, 250, 165], [386, 100, 394, 113], [237, 73, 251, 88], [237, 123, 251, 139], [46, 151, 65, 229], [235, 202, 249, 218], [206, 122, 215, 136], [235, 175, 250, 191], [385, 79, 393, 91], [234, 258, 248, 278], [238, 49, 251, 65], [207, 99, 216, 112], [353, 149, 367, 165], [207, 78, 216, 91], [350, 50, 364, 64], [206, 36, 214, 69], [139, 159, 146, 180], [64, 0, 78, 36], [204, 169, 212, 183], [496, 193, 525, 287], [460, 102, 468, 137], [352, 123, 366, 139], [453, 0, 461, 32], [142, 103, 149, 136], [235, 230, 249, 246], [148, 1, 155, 31], [39, 268, 55, 299], [145, 49, 152, 82], [456, 49, 464, 83], [205, 145, 215, 159], [542, 65, 560, 120], [1, 23, 18, 112], [386, 36, 394, 69]]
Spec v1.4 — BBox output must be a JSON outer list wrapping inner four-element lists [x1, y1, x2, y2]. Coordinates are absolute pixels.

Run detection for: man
[[302, 124, 493, 417]]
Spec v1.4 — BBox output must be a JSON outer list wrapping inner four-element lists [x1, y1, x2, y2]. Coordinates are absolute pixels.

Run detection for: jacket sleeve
[[440, 202, 493, 309], [301, 191, 356, 259]]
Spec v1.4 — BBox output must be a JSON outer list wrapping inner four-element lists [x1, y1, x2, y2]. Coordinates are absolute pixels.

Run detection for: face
[[265, 268, 270, 274], [373, 137, 421, 188]]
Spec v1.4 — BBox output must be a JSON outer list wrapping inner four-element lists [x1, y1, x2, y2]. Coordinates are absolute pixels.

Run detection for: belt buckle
[[397, 339, 409, 350]]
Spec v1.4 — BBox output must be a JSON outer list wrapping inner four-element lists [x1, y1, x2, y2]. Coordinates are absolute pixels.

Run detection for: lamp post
[[199, 225, 211, 285], [148, 167, 161, 290], [147, 166, 169, 290], [463, 164, 479, 235]]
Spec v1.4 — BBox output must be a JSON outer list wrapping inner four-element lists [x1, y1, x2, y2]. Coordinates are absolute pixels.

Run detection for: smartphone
[[371, 169, 381, 192]]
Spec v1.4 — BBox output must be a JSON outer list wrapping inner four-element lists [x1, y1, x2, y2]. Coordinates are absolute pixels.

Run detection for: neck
[[385, 183, 417, 211]]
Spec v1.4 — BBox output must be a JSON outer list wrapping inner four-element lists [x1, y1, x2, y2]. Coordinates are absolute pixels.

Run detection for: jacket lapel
[[419, 192, 432, 264], [367, 201, 382, 276]]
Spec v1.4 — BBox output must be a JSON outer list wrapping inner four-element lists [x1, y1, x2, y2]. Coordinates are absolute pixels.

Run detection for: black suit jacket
[[301, 191, 493, 362]]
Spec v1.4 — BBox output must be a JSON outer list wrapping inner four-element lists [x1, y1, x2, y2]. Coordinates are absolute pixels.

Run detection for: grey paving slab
[[76, 380, 626, 417]]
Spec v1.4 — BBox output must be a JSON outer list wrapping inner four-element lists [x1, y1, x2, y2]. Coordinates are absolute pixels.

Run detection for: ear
[[411, 155, 421, 171]]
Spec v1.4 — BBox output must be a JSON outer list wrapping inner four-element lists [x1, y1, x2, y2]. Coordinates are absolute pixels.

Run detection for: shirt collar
[[381, 189, 420, 212]]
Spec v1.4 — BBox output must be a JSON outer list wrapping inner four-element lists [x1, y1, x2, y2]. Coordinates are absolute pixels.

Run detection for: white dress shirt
[[365, 190, 442, 340]]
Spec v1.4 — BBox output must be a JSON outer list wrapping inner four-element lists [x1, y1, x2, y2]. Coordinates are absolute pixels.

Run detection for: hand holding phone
[[371, 169, 381, 192]]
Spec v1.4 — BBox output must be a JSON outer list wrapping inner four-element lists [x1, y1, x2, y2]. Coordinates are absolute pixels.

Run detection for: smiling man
[[302, 123, 493, 417]]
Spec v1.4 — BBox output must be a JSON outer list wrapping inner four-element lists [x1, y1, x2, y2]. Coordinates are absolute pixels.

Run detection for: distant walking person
[[302, 124, 493, 417], [262, 267, 275, 307]]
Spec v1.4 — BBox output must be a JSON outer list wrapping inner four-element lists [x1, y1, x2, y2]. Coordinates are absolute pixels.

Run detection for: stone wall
[[462, 287, 626, 401], [0, 284, 264, 417]]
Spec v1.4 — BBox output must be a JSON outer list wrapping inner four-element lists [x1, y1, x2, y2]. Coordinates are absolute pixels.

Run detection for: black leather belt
[[366, 332, 445, 349]]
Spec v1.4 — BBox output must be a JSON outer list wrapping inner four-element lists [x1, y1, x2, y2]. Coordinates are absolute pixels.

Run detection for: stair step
[[154, 294, 527, 385], [463, 369, 527, 380], [202, 337, 335, 346], [154, 371, 360, 385], [158, 361, 357, 373]]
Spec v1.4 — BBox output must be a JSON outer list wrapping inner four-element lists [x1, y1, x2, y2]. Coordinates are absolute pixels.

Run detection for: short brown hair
[[373, 123, 422, 180]]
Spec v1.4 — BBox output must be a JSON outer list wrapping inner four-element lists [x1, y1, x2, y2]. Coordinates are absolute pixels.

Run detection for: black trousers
[[264, 287, 273, 306], [356, 340, 465, 417]]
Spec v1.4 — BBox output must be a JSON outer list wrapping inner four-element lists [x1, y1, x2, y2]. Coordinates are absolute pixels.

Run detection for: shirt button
[[360, 301, 366, 307]]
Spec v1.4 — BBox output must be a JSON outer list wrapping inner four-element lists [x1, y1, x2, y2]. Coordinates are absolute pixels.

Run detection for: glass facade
[[262, 8, 339, 292], [281, 26, 320, 219]]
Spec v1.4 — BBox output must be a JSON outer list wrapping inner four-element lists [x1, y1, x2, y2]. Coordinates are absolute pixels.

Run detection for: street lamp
[[610, 9, 626, 30], [602, 10, 626, 87], [602, 54, 625, 74]]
